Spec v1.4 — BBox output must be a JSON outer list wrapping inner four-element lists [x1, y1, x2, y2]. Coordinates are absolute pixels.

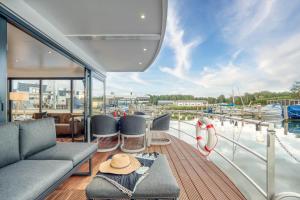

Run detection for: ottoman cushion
[[86, 155, 180, 199]]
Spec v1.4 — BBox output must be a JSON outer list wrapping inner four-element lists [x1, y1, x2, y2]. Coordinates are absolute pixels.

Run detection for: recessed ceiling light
[[140, 14, 146, 19], [48, 51, 52, 54], [15, 59, 19, 63], [139, 62, 143, 65], [143, 48, 147, 51]]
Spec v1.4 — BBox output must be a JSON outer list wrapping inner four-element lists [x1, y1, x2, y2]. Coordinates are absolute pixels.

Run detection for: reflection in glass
[[11, 80, 40, 121], [42, 80, 71, 113], [73, 80, 85, 113], [92, 78, 104, 115]]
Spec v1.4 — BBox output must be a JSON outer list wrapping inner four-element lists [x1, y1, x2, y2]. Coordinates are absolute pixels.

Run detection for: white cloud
[[196, 64, 245, 88], [130, 73, 148, 85], [159, 2, 201, 78], [106, 72, 150, 96], [219, 0, 274, 45], [193, 0, 300, 95], [257, 33, 300, 86]]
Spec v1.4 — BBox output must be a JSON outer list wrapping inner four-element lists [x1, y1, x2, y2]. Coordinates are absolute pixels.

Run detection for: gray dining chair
[[91, 115, 120, 152], [119, 115, 146, 153], [134, 111, 146, 115], [150, 113, 171, 145]]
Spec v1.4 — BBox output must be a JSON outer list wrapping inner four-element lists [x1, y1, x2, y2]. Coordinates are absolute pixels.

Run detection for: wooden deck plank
[[160, 145, 190, 200], [168, 136, 217, 200], [182, 141, 246, 200], [172, 134, 244, 200], [170, 135, 227, 200], [165, 141, 204, 200], [46, 134, 246, 200]]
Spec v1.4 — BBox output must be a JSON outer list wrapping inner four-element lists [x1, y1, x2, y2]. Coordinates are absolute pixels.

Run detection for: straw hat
[[99, 154, 141, 175]]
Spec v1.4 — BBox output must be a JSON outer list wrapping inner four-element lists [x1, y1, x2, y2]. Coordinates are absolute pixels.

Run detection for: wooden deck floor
[[47, 134, 246, 200]]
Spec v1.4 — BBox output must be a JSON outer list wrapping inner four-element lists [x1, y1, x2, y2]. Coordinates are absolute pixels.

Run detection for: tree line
[[148, 82, 300, 105]]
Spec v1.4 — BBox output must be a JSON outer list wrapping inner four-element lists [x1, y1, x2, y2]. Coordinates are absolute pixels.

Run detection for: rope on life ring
[[195, 117, 218, 157]]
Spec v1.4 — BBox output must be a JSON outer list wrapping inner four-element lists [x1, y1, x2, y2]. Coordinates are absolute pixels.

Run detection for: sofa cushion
[[86, 155, 180, 199], [19, 118, 56, 159], [0, 123, 20, 168], [28, 142, 97, 166], [0, 160, 72, 200]]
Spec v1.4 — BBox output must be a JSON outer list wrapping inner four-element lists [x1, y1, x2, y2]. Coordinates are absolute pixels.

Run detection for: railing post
[[178, 111, 181, 139], [283, 122, 288, 135], [283, 106, 288, 122], [258, 105, 262, 120], [267, 123, 275, 200]]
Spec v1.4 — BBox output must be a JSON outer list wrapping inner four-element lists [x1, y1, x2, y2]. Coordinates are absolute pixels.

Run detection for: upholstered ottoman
[[86, 155, 180, 200]]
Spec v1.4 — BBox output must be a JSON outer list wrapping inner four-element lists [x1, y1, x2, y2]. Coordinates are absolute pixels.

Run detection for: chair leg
[[120, 134, 146, 153], [150, 131, 171, 146], [96, 135, 120, 153]]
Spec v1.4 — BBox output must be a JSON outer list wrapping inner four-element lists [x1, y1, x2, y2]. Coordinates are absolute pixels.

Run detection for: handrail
[[216, 133, 267, 162], [201, 112, 270, 126], [171, 113, 268, 162], [180, 120, 196, 126], [169, 126, 195, 139], [214, 148, 267, 198]]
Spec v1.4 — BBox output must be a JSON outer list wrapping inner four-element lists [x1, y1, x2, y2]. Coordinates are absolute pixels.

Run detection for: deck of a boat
[[47, 134, 246, 200]]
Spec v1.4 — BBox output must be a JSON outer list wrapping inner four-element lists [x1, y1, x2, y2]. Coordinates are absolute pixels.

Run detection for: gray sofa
[[0, 118, 97, 200]]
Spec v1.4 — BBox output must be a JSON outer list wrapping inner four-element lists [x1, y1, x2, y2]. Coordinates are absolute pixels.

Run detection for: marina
[[0, 0, 300, 200]]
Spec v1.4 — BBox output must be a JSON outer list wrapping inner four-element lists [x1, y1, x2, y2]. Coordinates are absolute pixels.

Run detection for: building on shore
[[175, 100, 208, 107], [157, 100, 208, 107], [157, 100, 175, 105], [106, 95, 150, 106], [267, 99, 300, 106]]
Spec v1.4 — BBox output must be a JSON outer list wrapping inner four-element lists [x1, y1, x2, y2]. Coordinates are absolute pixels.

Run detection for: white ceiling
[[23, 0, 167, 72], [7, 24, 85, 78]]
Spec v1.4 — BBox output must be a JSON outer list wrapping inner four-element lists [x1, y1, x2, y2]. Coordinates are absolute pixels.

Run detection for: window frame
[[8, 77, 85, 121]]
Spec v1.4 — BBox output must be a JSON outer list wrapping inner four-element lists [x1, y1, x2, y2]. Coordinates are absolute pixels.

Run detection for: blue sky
[[107, 0, 300, 97]]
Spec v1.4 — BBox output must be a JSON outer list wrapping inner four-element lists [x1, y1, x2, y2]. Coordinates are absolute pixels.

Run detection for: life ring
[[196, 117, 218, 156]]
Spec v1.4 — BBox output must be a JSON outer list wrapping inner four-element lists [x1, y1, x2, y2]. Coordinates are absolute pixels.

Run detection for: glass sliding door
[[92, 77, 104, 115], [41, 80, 71, 113], [10, 80, 40, 121], [73, 80, 85, 114]]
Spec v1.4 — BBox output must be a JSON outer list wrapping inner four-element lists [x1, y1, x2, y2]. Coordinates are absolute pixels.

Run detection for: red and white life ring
[[196, 117, 218, 156]]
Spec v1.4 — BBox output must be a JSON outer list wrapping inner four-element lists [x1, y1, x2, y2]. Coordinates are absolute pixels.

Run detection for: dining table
[[138, 114, 155, 147]]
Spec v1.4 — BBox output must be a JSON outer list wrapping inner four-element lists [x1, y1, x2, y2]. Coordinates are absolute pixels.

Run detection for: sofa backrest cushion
[[0, 123, 20, 168], [19, 118, 57, 159]]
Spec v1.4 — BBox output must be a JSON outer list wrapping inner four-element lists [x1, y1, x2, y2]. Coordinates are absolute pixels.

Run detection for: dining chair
[[150, 113, 171, 145], [119, 115, 146, 153], [91, 115, 120, 152]]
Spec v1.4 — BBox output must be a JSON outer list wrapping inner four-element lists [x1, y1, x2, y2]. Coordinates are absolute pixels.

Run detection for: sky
[[107, 0, 300, 97]]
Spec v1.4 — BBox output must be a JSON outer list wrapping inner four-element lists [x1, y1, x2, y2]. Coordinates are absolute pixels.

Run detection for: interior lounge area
[[5, 24, 105, 141]]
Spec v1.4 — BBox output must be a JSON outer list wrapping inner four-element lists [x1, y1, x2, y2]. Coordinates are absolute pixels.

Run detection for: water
[[167, 119, 300, 200]]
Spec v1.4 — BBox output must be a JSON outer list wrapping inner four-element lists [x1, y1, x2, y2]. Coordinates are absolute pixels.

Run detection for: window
[[10, 80, 40, 120], [92, 77, 104, 115], [42, 80, 71, 113], [73, 80, 85, 113]]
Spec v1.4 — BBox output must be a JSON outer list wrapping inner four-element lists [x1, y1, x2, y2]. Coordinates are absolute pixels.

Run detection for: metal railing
[[168, 111, 300, 200]]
